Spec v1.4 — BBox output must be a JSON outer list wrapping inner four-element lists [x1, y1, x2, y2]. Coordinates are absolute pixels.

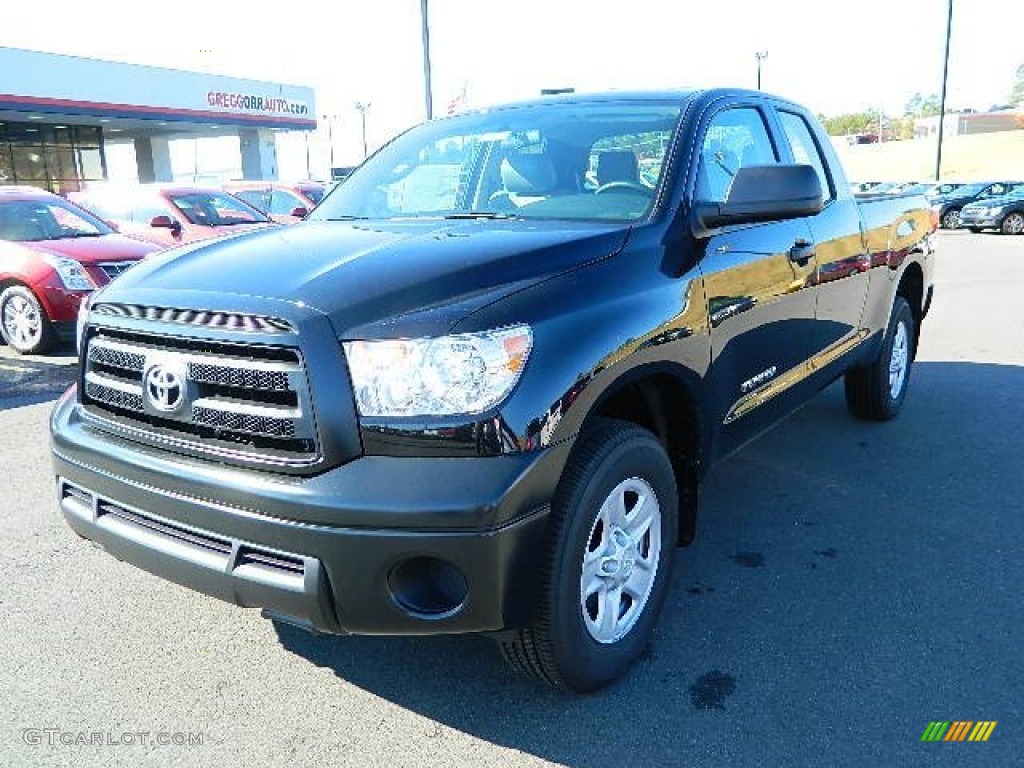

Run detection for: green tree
[[821, 112, 878, 136], [1011, 64, 1024, 108], [904, 92, 941, 118]]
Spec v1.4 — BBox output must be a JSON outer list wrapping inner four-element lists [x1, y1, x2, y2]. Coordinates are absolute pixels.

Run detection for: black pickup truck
[[51, 89, 935, 692]]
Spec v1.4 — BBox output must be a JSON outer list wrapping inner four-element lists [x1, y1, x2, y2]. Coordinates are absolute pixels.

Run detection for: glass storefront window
[[0, 122, 108, 192], [11, 145, 46, 181]]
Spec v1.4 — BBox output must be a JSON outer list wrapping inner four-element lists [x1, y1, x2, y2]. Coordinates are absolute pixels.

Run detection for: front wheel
[[941, 208, 961, 229], [499, 418, 678, 692], [1000, 212, 1024, 235], [0, 285, 54, 355], [845, 296, 915, 421]]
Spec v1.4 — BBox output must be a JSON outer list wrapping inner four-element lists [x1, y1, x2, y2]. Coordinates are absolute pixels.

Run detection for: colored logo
[[921, 721, 997, 742]]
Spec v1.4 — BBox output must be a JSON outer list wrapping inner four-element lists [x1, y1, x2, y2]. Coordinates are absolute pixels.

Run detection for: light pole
[[354, 102, 371, 160], [304, 131, 311, 179], [322, 115, 336, 170], [935, 0, 953, 180], [755, 51, 768, 90], [421, 0, 433, 119]]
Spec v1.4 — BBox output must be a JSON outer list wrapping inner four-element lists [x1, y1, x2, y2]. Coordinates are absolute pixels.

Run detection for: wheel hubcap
[[580, 477, 662, 644], [1005, 214, 1023, 234], [889, 321, 909, 399], [2, 295, 41, 349], [944, 210, 960, 228]]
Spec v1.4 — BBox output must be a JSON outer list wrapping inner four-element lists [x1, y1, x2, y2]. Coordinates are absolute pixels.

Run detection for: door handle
[[789, 239, 815, 266]]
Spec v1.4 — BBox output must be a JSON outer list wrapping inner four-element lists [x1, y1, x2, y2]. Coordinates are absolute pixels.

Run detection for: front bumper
[[51, 389, 570, 635], [957, 212, 1000, 229]]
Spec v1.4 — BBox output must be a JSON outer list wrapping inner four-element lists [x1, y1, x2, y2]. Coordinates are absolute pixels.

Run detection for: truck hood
[[101, 218, 630, 337], [18, 233, 158, 264]]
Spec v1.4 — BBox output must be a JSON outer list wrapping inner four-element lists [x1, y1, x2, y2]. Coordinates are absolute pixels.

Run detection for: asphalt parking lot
[[2, 231, 1021, 767]]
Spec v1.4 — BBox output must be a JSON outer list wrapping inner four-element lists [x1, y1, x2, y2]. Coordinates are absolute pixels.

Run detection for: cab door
[[773, 108, 870, 353], [695, 105, 819, 454]]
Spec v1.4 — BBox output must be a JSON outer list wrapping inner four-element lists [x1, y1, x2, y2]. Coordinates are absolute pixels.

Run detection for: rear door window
[[777, 111, 834, 202]]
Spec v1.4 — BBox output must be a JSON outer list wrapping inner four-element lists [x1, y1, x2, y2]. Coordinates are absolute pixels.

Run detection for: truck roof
[[452, 87, 800, 114]]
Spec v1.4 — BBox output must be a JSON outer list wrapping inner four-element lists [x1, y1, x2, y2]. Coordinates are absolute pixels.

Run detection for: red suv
[[0, 187, 159, 354], [223, 181, 326, 224], [68, 185, 276, 247]]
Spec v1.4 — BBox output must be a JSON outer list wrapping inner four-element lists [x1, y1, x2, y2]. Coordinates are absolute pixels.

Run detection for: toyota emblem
[[144, 364, 185, 413]]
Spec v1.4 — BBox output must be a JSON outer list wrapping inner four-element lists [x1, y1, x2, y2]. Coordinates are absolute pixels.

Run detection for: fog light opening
[[388, 557, 468, 619]]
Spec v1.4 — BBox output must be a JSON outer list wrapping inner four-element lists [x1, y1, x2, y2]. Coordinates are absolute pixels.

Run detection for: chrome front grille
[[187, 362, 290, 392], [96, 262, 136, 282], [84, 379, 144, 412], [192, 404, 297, 438], [82, 328, 317, 465]]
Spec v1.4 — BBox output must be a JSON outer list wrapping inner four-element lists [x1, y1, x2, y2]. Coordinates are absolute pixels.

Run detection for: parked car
[[930, 181, 1023, 229], [0, 186, 158, 354], [958, 188, 1024, 234], [68, 185, 276, 247], [924, 182, 963, 200], [222, 181, 326, 224], [54, 88, 935, 692], [850, 181, 882, 194]]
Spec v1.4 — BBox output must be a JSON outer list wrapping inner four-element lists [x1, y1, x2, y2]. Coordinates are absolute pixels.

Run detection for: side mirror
[[289, 206, 309, 219], [150, 215, 182, 232], [694, 164, 823, 231]]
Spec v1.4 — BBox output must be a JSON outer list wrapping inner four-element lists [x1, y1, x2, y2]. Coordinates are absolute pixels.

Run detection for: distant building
[[914, 111, 1024, 139], [0, 46, 316, 192]]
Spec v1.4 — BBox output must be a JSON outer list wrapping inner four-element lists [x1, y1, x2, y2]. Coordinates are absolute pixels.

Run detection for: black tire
[[845, 296, 915, 421], [1000, 212, 1024, 235], [0, 285, 54, 355], [499, 418, 678, 692], [940, 208, 961, 229]]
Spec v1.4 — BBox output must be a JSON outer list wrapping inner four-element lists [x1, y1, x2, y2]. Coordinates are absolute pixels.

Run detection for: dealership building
[[0, 46, 317, 193]]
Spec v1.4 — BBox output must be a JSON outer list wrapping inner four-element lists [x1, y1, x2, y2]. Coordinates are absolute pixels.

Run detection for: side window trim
[[772, 108, 836, 205], [692, 102, 781, 205]]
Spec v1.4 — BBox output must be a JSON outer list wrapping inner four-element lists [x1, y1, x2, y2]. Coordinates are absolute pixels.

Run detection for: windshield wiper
[[323, 215, 370, 221], [443, 211, 519, 220], [61, 231, 105, 238]]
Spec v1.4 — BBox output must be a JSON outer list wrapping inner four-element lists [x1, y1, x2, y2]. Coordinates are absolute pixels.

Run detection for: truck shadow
[[272, 361, 1024, 765], [0, 345, 78, 411]]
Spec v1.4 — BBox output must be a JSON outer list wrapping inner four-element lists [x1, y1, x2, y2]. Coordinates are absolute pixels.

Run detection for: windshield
[[950, 183, 986, 198], [299, 185, 324, 204], [0, 198, 113, 242], [169, 192, 270, 226], [310, 101, 684, 223]]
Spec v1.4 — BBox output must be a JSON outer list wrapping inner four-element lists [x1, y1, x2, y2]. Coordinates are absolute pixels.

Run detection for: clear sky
[[2, 0, 1021, 169]]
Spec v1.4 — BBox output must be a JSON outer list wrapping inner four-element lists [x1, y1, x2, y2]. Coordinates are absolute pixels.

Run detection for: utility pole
[[421, 0, 433, 119], [304, 131, 311, 179], [935, 0, 953, 180], [354, 102, 371, 160], [323, 115, 336, 169], [755, 51, 768, 90]]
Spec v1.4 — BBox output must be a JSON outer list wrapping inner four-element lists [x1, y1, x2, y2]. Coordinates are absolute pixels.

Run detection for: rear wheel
[[499, 418, 678, 692], [0, 285, 53, 355], [845, 296, 915, 421], [1000, 212, 1024, 235], [941, 208, 961, 229]]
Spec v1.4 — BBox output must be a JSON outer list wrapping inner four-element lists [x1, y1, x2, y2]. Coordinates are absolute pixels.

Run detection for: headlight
[[344, 325, 532, 417], [40, 254, 94, 291]]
